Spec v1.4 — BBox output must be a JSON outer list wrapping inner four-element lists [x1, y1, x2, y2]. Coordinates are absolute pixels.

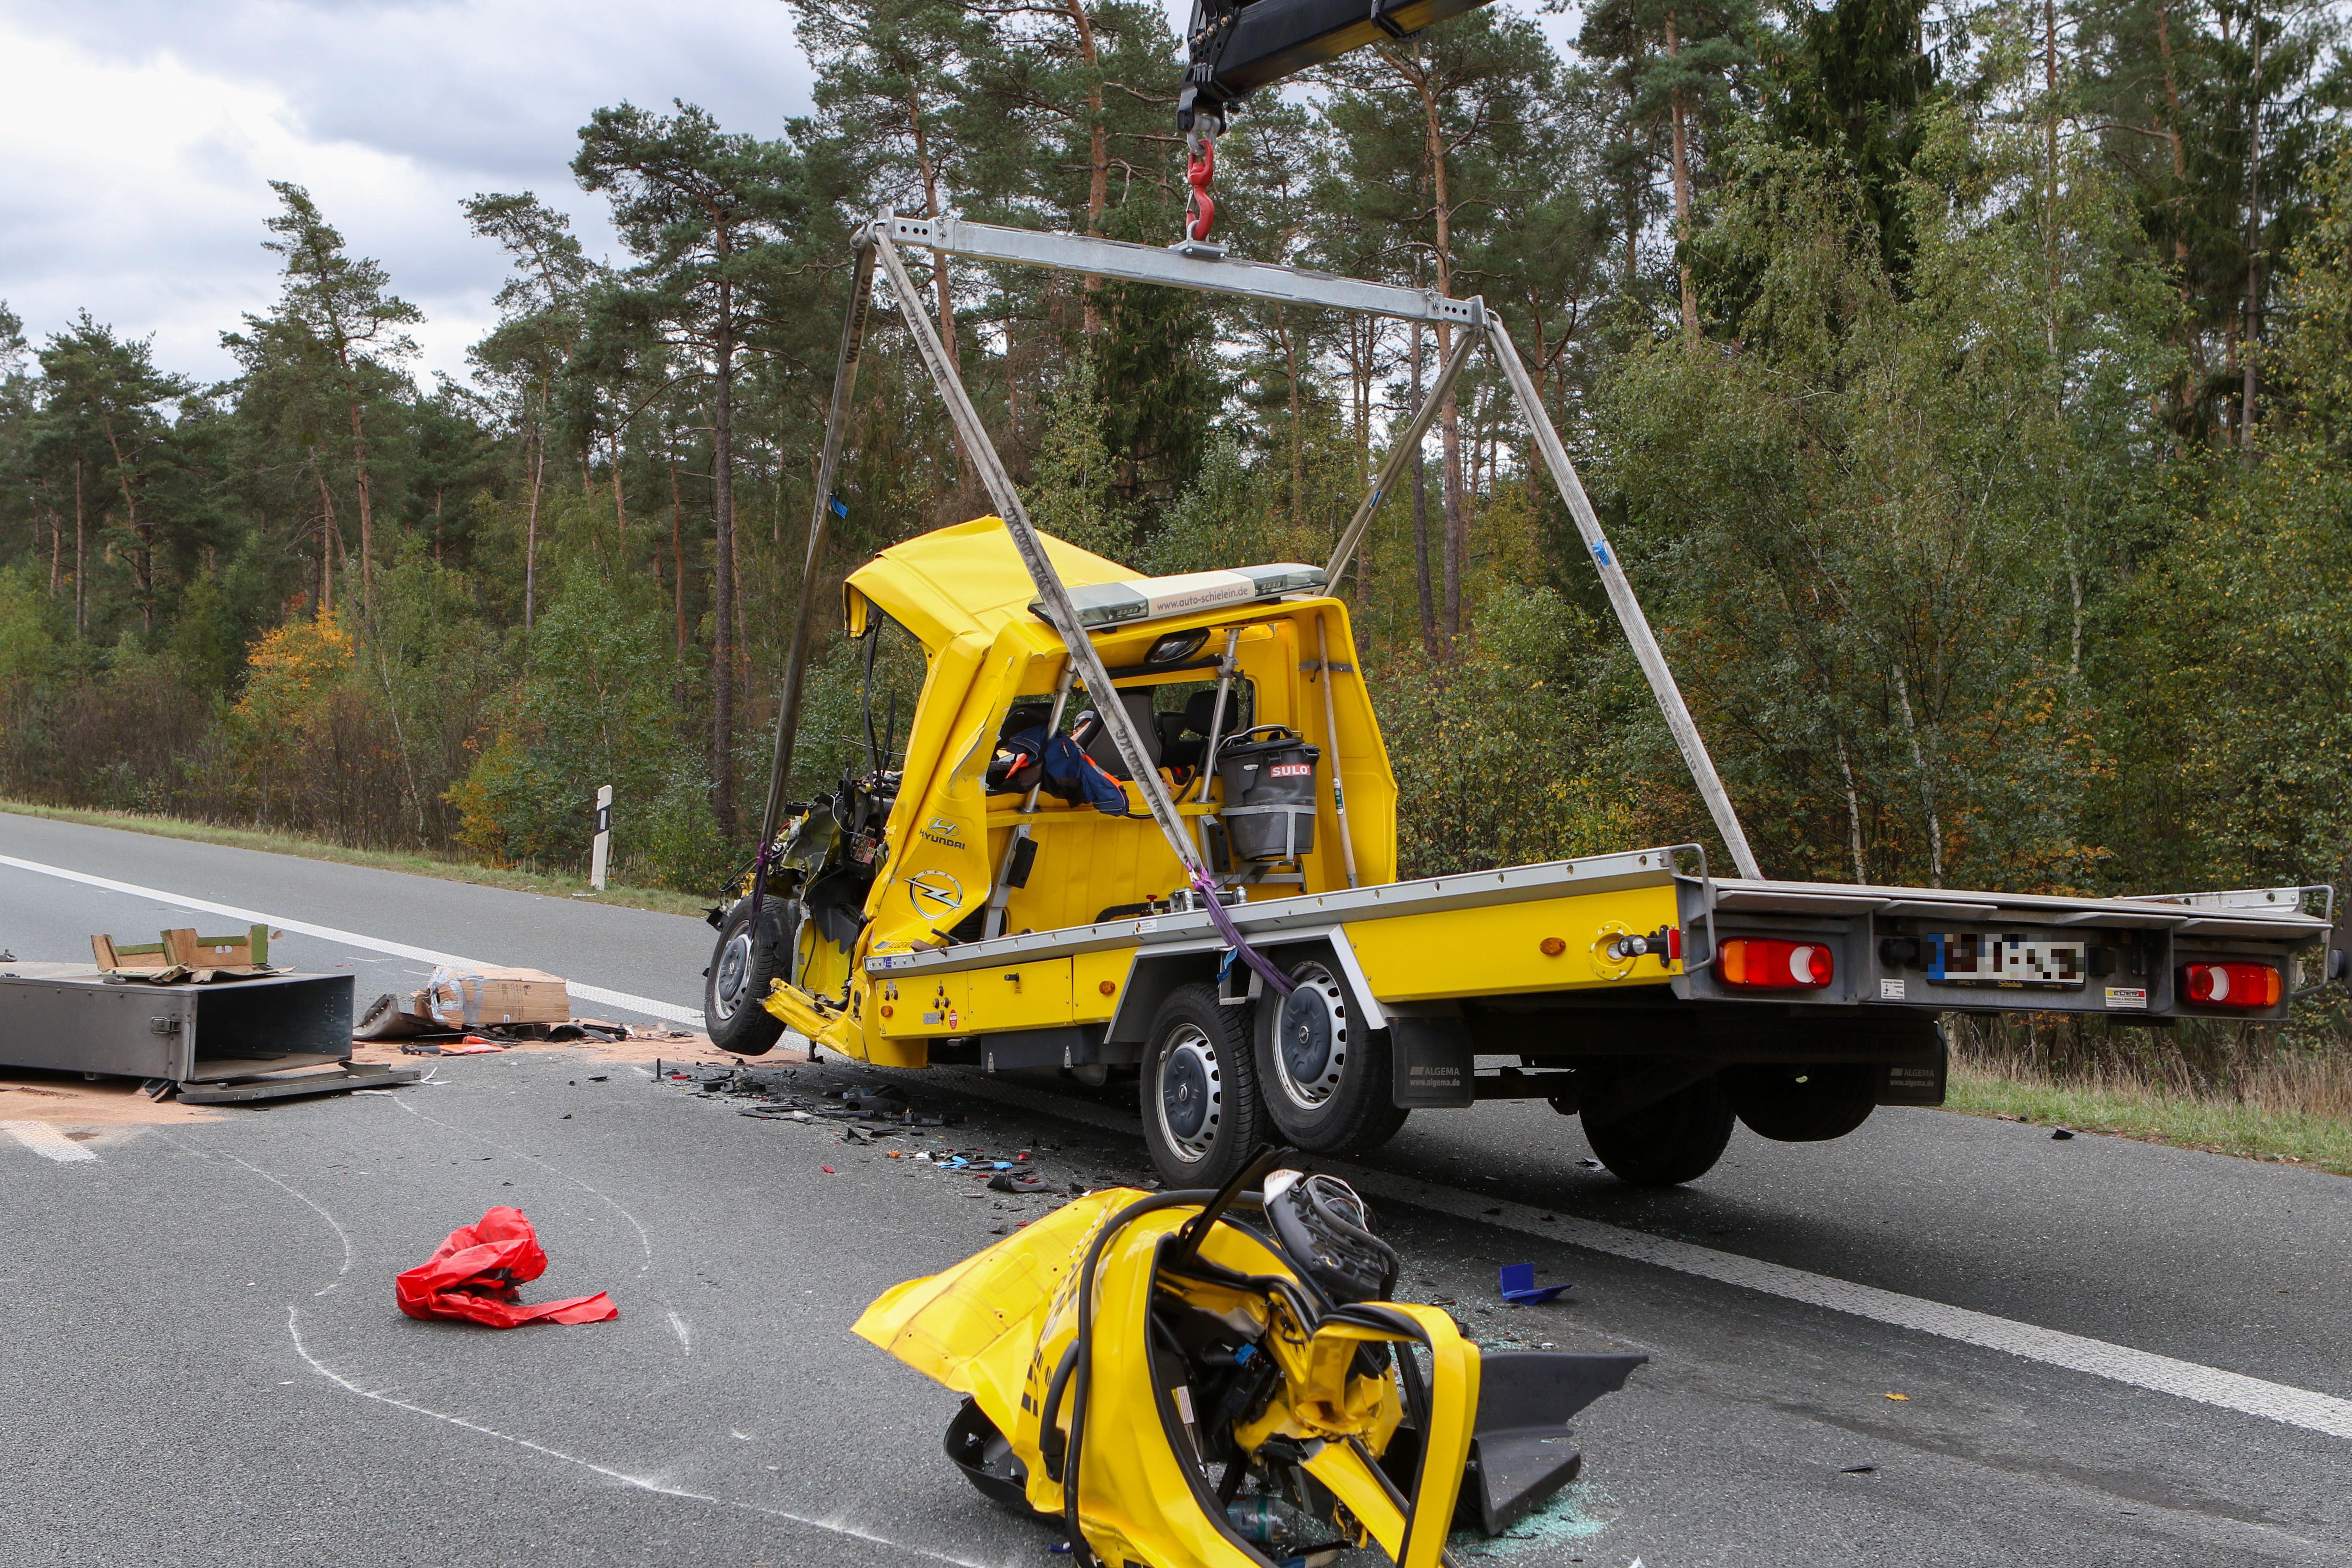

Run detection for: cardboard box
[[420, 965, 570, 1029]]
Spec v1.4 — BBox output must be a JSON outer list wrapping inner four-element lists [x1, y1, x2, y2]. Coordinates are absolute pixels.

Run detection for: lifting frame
[[753, 214, 1765, 910]]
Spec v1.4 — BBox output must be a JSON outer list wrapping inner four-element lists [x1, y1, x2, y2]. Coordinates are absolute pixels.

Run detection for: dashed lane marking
[[4, 1121, 98, 1162], [926, 1070, 2352, 1443], [0, 853, 703, 1027]]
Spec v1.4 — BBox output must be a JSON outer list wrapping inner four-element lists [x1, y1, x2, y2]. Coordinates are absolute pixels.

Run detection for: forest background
[[4, 0, 2352, 1107]]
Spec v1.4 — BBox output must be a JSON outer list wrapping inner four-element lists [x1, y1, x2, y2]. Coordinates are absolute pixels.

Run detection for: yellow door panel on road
[[1345, 884, 1683, 1002]]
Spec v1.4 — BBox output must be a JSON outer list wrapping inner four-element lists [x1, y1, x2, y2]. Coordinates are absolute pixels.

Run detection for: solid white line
[[925, 1071, 2352, 1443], [0, 852, 704, 1027], [3, 1121, 98, 1162]]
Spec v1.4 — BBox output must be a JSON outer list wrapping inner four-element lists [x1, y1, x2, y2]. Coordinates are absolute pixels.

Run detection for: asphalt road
[[3, 811, 2348, 1568]]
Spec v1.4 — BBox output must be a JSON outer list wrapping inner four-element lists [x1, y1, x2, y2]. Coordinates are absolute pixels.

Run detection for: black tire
[[1724, 1063, 1877, 1142], [1254, 960, 1408, 1155], [1141, 982, 1265, 1190], [1581, 1074, 1734, 1186], [704, 897, 789, 1057]]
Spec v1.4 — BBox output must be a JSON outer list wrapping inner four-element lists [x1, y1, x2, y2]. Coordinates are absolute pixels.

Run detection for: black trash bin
[[1214, 727, 1320, 861]]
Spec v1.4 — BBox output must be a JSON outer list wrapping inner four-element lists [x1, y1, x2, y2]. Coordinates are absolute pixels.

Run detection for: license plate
[[1926, 931, 2086, 989]]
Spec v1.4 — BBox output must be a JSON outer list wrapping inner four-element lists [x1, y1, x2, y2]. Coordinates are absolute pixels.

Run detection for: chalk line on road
[[4, 1121, 98, 1162], [0, 852, 704, 1027], [287, 1305, 995, 1567], [930, 1070, 2352, 1443]]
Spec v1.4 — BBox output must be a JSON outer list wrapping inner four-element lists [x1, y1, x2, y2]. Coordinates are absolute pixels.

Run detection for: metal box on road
[[0, 964, 355, 1084]]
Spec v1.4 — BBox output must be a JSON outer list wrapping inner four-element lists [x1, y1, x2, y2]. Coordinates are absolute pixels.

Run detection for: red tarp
[[395, 1206, 617, 1328]]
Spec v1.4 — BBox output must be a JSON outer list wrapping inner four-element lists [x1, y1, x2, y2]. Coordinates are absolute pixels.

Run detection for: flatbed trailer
[[704, 215, 2344, 1188]]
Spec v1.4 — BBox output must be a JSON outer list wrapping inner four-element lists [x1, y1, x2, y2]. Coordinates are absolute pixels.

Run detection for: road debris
[[1499, 1262, 1572, 1305], [395, 1207, 617, 1328], [856, 1152, 1645, 1563], [2052, 1127, 2077, 1140]]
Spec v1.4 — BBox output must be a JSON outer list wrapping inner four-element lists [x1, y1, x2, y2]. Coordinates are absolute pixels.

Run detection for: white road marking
[[928, 1072, 2352, 1443], [3, 1121, 97, 1162], [0, 853, 704, 1027], [162, 1136, 355, 1295], [668, 1311, 693, 1354], [286, 1308, 992, 1568]]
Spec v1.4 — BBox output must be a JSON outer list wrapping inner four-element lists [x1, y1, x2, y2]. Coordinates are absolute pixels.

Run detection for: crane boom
[[1178, 0, 1502, 133]]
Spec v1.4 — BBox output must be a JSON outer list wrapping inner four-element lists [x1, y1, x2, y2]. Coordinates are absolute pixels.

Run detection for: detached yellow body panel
[[854, 1187, 1485, 1568]]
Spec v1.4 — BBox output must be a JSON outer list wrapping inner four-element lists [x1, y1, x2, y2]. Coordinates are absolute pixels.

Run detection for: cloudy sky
[[0, 0, 1575, 389]]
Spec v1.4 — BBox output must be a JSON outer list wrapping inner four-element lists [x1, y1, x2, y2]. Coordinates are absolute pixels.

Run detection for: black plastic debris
[[988, 1171, 1051, 1194], [2051, 1127, 2077, 1140], [1839, 1464, 1878, 1474]]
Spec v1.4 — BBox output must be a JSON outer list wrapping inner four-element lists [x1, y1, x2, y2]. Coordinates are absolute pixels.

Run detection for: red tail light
[[2179, 962, 2282, 1010], [1719, 938, 1834, 990]]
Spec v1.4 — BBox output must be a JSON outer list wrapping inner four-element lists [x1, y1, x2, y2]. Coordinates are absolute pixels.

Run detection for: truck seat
[[1078, 691, 1164, 781]]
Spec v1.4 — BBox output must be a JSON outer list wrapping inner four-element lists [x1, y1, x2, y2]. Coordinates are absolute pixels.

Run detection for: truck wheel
[[1254, 961, 1408, 1155], [1142, 983, 1265, 1190], [1582, 1075, 1734, 1186], [1724, 1063, 1876, 1142], [704, 897, 789, 1057]]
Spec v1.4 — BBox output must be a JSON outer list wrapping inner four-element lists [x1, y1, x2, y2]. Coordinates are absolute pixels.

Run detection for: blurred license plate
[[1927, 931, 2086, 988]]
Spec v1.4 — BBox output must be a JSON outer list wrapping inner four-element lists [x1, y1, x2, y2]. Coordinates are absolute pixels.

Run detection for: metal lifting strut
[[752, 214, 1764, 968]]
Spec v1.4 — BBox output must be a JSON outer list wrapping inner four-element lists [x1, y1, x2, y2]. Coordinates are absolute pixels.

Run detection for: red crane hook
[[1184, 135, 1217, 243]]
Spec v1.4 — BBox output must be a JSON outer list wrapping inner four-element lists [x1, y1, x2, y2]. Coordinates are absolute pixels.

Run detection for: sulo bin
[[1214, 727, 1320, 861]]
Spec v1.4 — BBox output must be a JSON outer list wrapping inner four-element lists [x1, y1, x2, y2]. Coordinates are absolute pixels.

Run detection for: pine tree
[[574, 101, 802, 841], [227, 184, 423, 628]]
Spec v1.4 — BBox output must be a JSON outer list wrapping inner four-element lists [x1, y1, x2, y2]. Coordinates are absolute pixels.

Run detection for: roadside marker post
[[591, 785, 612, 892]]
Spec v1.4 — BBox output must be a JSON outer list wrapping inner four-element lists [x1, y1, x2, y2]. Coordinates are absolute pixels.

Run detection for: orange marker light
[[1099, 980, 1118, 995], [1540, 937, 1567, 957]]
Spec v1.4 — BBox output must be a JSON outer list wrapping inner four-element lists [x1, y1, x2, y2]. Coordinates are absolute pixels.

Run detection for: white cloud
[[0, 0, 1579, 389], [0, 0, 816, 385]]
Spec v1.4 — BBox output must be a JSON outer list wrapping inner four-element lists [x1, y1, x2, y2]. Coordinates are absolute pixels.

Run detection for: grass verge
[[1945, 1061, 2352, 1176], [0, 800, 712, 919]]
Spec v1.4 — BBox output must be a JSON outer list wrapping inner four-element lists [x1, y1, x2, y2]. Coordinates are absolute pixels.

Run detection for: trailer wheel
[[704, 897, 790, 1057], [1141, 983, 1265, 1189], [1254, 961, 1407, 1155], [1581, 1075, 1734, 1186], [1724, 1063, 1876, 1142]]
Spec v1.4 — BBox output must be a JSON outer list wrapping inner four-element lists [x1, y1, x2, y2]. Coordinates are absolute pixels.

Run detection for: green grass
[[1945, 1062, 2352, 1176], [0, 799, 713, 919]]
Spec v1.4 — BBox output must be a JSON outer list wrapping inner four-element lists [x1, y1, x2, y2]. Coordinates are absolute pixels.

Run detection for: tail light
[[1718, 938, 1834, 990], [2179, 962, 2282, 1010]]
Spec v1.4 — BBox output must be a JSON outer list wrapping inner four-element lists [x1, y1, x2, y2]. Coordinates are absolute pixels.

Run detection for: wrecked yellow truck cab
[[748, 514, 1404, 1066]]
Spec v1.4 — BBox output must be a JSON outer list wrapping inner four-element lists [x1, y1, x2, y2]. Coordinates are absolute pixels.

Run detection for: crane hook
[[1184, 134, 1217, 244]]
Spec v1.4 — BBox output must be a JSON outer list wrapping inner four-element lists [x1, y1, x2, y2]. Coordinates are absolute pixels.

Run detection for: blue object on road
[[1498, 1262, 1571, 1305]]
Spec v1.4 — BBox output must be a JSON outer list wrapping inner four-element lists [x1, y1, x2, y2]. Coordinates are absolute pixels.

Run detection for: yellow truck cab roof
[[842, 516, 1139, 652]]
